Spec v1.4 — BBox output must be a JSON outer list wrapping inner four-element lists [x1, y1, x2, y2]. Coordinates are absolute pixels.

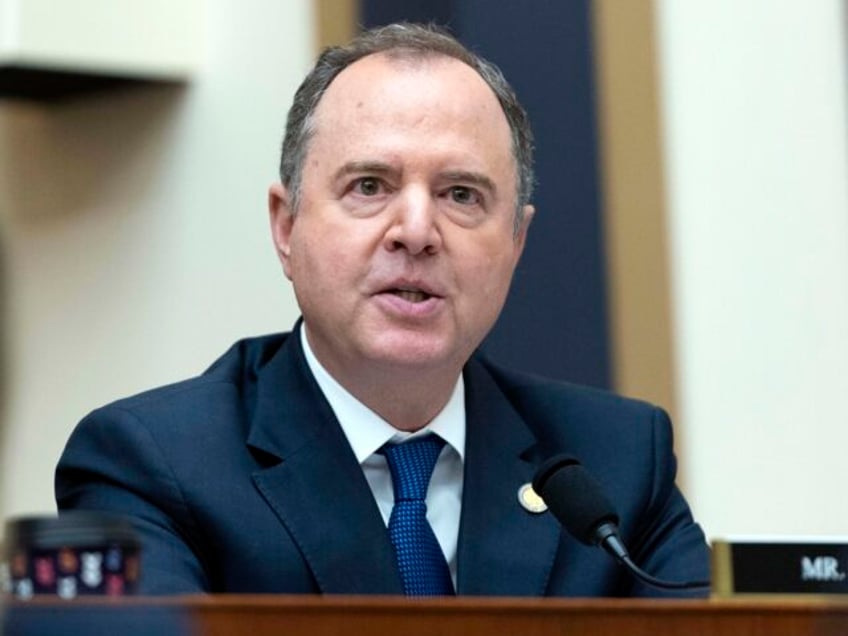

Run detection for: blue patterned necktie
[[381, 435, 455, 596]]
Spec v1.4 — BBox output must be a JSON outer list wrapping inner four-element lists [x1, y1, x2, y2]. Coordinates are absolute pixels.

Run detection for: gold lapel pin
[[517, 483, 548, 514]]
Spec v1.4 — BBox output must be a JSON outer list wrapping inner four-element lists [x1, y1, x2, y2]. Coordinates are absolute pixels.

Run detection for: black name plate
[[713, 538, 848, 596]]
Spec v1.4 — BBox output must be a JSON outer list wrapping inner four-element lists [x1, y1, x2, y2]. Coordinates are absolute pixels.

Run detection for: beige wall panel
[[315, 0, 358, 51], [593, 2, 678, 428]]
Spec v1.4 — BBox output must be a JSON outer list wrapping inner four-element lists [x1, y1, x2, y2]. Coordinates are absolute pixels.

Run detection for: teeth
[[394, 289, 429, 303]]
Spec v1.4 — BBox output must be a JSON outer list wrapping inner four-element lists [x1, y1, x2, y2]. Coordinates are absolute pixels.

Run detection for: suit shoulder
[[469, 356, 679, 510], [472, 355, 668, 443]]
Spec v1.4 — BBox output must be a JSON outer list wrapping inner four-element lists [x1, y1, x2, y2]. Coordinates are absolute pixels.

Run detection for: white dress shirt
[[300, 327, 465, 585]]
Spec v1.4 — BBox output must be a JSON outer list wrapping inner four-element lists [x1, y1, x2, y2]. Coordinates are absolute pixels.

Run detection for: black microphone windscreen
[[532, 455, 619, 546]]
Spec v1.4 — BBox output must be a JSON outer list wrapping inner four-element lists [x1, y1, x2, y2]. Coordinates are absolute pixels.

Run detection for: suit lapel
[[456, 358, 562, 596], [246, 330, 402, 594]]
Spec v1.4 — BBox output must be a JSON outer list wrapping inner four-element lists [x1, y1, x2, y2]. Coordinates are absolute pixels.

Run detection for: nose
[[383, 187, 442, 256]]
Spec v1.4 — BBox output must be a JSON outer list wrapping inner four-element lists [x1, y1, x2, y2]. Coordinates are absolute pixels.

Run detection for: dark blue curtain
[[362, 1, 610, 389]]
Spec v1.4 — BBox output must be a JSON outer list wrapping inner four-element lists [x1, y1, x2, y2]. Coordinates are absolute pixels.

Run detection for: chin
[[364, 337, 460, 371]]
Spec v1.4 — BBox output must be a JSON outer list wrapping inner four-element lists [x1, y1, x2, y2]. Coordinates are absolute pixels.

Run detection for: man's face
[[270, 53, 533, 383]]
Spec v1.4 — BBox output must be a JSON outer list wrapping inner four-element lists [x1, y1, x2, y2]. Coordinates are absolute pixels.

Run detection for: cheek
[[462, 243, 518, 300], [289, 220, 365, 293], [288, 227, 329, 289]]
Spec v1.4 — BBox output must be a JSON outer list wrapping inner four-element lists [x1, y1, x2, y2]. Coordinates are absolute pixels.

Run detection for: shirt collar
[[300, 325, 466, 463]]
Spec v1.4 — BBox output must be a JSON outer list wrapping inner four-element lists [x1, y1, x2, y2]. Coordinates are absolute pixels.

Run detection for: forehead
[[306, 52, 515, 180]]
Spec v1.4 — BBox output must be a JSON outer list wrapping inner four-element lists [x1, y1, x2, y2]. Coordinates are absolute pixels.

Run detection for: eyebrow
[[333, 161, 398, 182]]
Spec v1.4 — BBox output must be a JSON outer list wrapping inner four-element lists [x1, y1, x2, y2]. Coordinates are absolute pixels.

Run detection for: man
[[56, 23, 710, 597]]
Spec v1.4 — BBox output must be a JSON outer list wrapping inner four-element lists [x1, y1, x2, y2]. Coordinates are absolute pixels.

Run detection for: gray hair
[[278, 22, 535, 232]]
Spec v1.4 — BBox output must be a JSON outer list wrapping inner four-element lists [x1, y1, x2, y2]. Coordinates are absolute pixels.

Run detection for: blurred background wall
[[0, 0, 846, 544], [0, 0, 310, 520], [655, 0, 848, 537]]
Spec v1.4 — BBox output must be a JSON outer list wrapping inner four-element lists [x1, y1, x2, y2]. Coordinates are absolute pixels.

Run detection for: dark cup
[[2, 512, 141, 599]]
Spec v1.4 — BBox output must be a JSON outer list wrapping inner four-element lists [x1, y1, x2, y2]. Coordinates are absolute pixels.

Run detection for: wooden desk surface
[[185, 595, 848, 636], [7, 595, 848, 636]]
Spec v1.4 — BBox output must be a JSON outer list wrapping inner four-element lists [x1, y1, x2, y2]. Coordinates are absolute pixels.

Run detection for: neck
[[349, 367, 460, 432], [301, 328, 462, 431]]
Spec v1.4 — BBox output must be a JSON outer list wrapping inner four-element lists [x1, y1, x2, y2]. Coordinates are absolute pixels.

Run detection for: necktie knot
[[381, 435, 446, 501]]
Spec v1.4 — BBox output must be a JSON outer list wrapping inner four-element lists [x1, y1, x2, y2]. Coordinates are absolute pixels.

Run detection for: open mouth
[[389, 289, 433, 303]]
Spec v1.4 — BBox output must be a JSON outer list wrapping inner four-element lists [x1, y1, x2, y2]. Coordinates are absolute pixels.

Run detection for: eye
[[448, 185, 480, 206], [353, 177, 382, 196]]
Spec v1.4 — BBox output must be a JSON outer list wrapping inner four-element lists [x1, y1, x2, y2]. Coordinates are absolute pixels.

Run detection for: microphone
[[532, 454, 709, 591]]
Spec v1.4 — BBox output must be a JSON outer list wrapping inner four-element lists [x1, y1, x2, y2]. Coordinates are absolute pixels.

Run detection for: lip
[[371, 278, 446, 319], [373, 278, 445, 298]]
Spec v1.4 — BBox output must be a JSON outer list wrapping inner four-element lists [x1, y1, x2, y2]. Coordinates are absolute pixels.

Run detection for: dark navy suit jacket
[[55, 328, 710, 596]]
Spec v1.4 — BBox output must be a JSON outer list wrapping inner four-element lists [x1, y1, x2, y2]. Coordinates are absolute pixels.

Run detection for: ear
[[268, 182, 295, 280], [513, 204, 535, 261]]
